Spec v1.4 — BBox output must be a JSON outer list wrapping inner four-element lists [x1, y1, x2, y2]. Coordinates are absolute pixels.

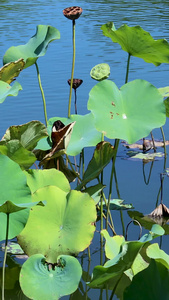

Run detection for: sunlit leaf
[[88, 79, 166, 144], [20, 254, 82, 300], [0, 80, 22, 103], [46, 113, 102, 156], [2, 120, 48, 151], [0, 58, 25, 84], [147, 243, 169, 269], [3, 25, 60, 68], [0, 155, 31, 240], [18, 187, 96, 263], [25, 168, 70, 194], [101, 22, 169, 66], [102, 199, 134, 210], [101, 229, 125, 260]]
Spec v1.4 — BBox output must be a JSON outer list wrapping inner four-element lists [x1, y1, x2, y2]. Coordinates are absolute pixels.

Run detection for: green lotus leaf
[[0, 58, 25, 84], [3, 25, 60, 68], [0, 80, 22, 103], [46, 113, 102, 156], [82, 183, 105, 204], [101, 229, 125, 260], [0, 140, 37, 169], [25, 169, 70, 194], [88, 79, 166, 144], [147, 243, 169, 269], [0, 154, 32, 240], [0, 200, 27, 214], [20, 254, 82, 300], [124, 260, 169, 300], [18, 186, 96, 263], [101, 22, 169, 66], [164, 97, 169, 117], [102, 199, 134, 210], [76, 142, 114, 190], [128, 210, 169, 234], [128, 151, 164, 161], [90, 63, 110, 81], [2, 120, 48, 151], [158, 86, 169, 98]]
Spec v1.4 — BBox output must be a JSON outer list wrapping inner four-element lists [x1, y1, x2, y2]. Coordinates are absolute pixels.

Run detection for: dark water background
[[1, 0, 169, 299]]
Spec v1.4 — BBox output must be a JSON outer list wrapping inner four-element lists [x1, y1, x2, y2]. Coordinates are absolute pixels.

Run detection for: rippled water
[[1, 1, 169, 299]]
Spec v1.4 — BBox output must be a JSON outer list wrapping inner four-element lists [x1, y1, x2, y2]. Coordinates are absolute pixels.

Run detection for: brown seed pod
[[63, 6, 83, 21], [67, 79, 83, 89]]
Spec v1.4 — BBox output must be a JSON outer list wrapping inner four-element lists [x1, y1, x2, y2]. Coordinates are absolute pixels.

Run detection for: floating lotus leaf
[[76, 142, 114, 190], [3, 25, 60, 68], [40, 113, 102, 156], [0, 58, 25, 84], [18, 186, 96, 263], [25, 169, 70, 194], [0, 80, 22, 103], [102, 199, 134, 211], [0, 155, 32, 240], [90, 63, 110, 81], [101, 22, 169, 66], [88, 79, 166, 144], [20, 254, 82, 300]]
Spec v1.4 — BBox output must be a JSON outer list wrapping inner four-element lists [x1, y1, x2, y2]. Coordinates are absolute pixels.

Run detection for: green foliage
[[101, 22, 169, 66], [3, 25, 60, 68], [0, 81, 22, 104], [0, 155, 31, 240], [88, 79, 166, 144], [18, 186, 96, 263], [0, 59, 25, 84], [0, 121, 48, 169], [20, 254, 82, 300]]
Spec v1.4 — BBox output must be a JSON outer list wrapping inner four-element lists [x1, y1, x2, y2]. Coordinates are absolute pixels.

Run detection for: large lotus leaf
[[18, 186, 96, 263], [0, 58, 25, 84], [101, 22, 169, 66], [124, 260, 169, 300], [46, 113, 102, 156], [88, 79, 166, 144], [25, 169, 70, 194], [76, 142, 114, 190], [0, 80, 22, 103], [0, 154, 31, 240], [2, 120, 48, 151], [20, 254, 82, 300], [3, 25, 60, 68], [0, 140, 37, 169]]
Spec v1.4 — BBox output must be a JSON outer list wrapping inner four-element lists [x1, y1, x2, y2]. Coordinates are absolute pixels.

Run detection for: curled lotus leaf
[[3, 25, 60, 68]]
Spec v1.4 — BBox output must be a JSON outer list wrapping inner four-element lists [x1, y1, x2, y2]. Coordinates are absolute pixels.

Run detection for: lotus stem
[[35, 61, 48, 126], [125, 53, 131, 84], [160, 126, 167, 160], [68, 20, 76, 118], [2, 213, 10, 300], [106, 139, 120, 231], [100, 170, 104, 265]]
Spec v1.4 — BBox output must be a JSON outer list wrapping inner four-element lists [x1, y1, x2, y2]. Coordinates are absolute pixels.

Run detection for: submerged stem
[[68, 20, 76, 118], [35, 61, 48, 126], [2, 213, 10, 300]]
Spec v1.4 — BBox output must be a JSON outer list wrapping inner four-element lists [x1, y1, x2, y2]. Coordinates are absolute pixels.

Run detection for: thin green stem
[[68, 19, 76, 118], [35, 61, 48, 126], [106, 139, 120, 231], [160, 126, 167, 167], [125, 53, 131, 84], [2, 213, 10, 300], [100, 170, 104, 266], [66, 154, 82, 181]]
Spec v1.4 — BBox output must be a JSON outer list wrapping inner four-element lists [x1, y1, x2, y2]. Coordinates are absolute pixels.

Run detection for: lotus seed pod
[[90, 63, 110, 81], [63, 6, 83, 21], [67, 79, 83, 89]]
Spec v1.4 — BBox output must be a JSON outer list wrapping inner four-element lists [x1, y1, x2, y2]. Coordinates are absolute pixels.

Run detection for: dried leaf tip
[[63, 6, 83, 21]]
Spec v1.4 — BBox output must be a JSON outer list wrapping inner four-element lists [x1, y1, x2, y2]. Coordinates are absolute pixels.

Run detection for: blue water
[[1, 1, 169, 299]]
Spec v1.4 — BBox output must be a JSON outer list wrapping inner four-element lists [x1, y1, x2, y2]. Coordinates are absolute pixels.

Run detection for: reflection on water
[[1, 1, 169, 299]]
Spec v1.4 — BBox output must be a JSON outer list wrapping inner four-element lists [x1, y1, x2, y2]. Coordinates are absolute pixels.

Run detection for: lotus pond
[[1, 1, 169, 300]]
